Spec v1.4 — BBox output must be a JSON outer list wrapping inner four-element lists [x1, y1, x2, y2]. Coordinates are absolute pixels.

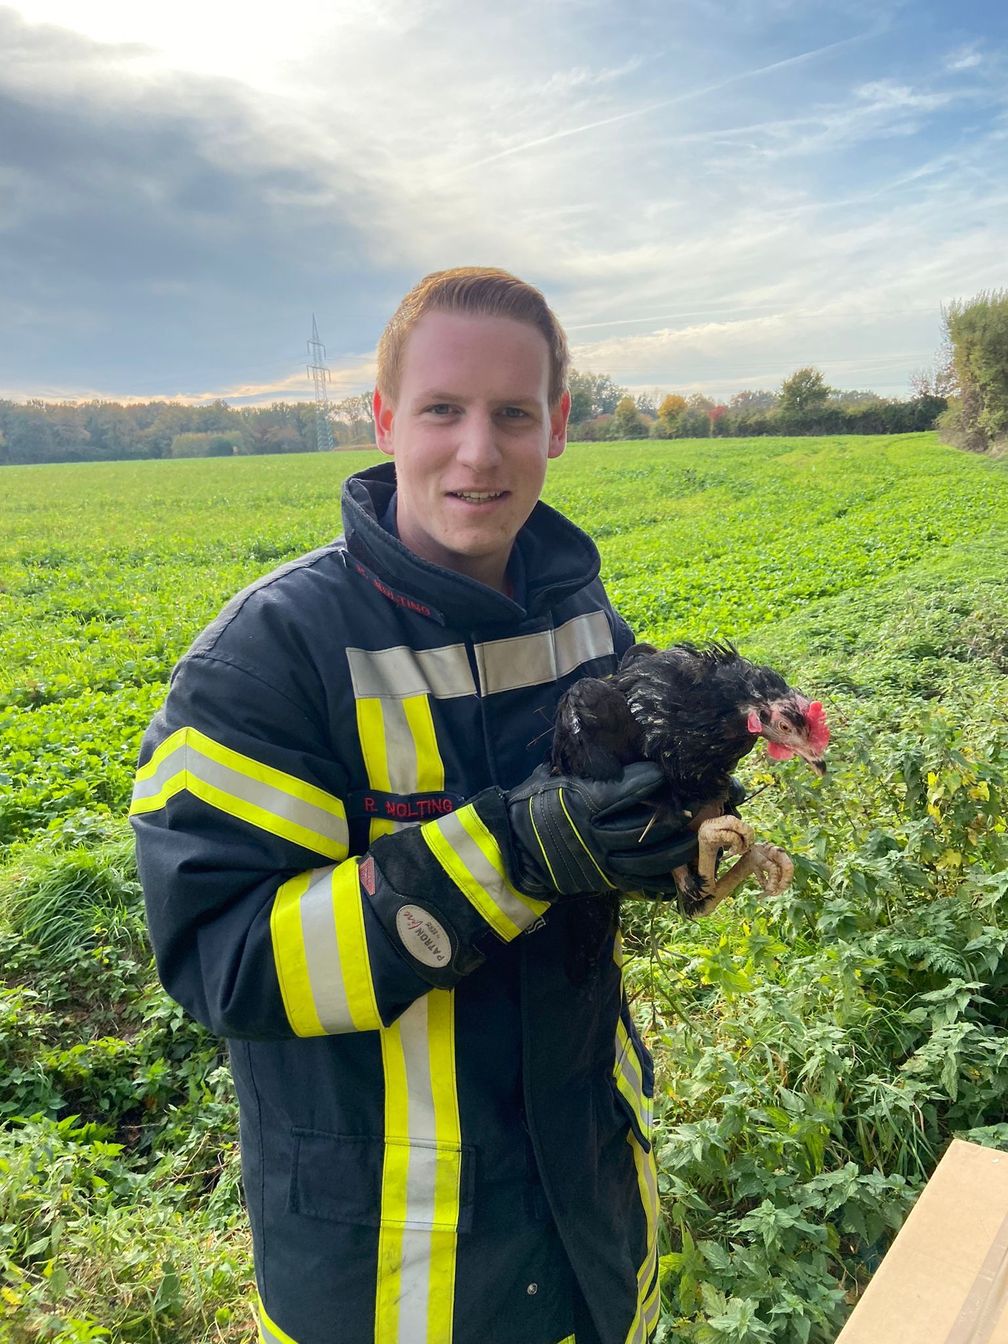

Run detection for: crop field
[[2, 432, 1008, 1343]]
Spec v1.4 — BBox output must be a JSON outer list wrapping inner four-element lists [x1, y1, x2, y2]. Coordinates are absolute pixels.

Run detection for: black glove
[[505, 762, 697, 899]]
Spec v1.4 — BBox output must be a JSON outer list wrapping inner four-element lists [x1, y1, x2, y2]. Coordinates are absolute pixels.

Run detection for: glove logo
[[395, 904, 452, 969]]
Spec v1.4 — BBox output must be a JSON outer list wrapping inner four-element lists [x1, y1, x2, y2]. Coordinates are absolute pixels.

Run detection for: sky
[[1, 0, 1005, 406]]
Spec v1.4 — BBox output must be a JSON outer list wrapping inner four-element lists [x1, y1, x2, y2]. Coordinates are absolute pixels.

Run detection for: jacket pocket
[[611, 1008, 655, 1152], [289, 1129, 476, 1233]]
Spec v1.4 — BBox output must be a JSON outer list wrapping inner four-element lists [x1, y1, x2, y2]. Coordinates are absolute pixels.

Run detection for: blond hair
[[375, 267, 570, 408]]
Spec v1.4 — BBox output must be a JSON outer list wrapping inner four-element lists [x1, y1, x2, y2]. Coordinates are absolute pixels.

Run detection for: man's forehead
[[400, 310, 551, 389]]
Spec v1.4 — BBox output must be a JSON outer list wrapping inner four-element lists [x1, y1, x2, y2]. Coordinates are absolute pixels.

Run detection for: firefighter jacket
[[131, 461, 661, 1344]]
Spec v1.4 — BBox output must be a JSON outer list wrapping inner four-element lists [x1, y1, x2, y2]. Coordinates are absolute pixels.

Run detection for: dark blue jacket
[[131, 462, 660, 1344]]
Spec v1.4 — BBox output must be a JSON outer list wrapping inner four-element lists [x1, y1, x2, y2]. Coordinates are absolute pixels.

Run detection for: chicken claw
[[749, 842, 793, 897], [680, 818, 792, 917]]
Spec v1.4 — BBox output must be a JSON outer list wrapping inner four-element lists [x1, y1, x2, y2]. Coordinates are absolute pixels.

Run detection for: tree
[[779, 367, 832, 416], [610, 396, 649, 440], [169, 431, 241, 458], [567, 370, 626, 422], [673, 407, 711, 438], [729, 389, 778, 412], [658, 393, 687, 422], [940, 290, 1008, 451]]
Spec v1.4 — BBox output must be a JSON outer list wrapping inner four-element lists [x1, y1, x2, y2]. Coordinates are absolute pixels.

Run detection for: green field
[[2, 434, 1008, 1343]]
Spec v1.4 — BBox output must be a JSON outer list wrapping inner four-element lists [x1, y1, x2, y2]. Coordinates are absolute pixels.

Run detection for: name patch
[[395, 905, 452, 969]]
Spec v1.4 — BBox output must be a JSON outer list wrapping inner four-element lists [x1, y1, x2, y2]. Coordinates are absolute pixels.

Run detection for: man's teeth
[[452, 491, 504, 501]]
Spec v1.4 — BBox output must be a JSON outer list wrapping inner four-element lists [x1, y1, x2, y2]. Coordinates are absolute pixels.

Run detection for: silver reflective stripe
[[380, 699, 420, 796], [297, 866, 356, 1033], [259, 1317, 285, 1344], [398, 997, 437, 1343], [435, 810, 541, 931], [131, 734, 348, 855], [474, 610, 614, 695], [347, 644, 476, 700]]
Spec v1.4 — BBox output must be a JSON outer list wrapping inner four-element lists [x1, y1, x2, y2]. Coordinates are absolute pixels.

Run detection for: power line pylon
[[307, 314, 334, 452]]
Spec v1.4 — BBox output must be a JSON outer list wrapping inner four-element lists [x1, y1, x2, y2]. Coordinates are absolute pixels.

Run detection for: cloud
[[1, 0, 1006, 404]]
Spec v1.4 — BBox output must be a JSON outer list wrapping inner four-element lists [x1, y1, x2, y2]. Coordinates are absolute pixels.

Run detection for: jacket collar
[[341, 461, 601, 630]]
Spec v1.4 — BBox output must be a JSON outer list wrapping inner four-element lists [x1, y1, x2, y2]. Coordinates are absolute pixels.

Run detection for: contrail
[[455, 31, 872, 173]]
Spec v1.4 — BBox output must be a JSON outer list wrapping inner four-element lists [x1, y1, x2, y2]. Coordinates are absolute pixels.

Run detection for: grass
[[1, 433, 1007, 1342]]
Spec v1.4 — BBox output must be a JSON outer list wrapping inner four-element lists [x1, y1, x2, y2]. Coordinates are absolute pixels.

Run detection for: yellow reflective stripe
[[130, 726, 348, 859], [334, 863, 382, 1032], [357, 698, 397, 843], [356, 693, 447, 842], [258, 1293, 301, 1344], [615, 1005, 659, 1343], [402, 693, 445, 793], [271, 871, 324, 1037], [375, 992, 462, 1343], [270, 864, 381, 1036], [377, 1019, 410, 1343], [453, 806, 548, 922], [624, 1100, 661, 1344], [422, 806, 547, 943], [557, 788, 616, 889], [615, 1017, 652, 1143], [426, 990, 461, 1341]]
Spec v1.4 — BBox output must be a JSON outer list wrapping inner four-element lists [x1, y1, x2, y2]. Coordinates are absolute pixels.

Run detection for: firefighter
[[131, 267, 693, 1344]]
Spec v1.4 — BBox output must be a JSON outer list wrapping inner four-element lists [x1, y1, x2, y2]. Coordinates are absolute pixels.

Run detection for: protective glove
[[504, 762, 697, 899]]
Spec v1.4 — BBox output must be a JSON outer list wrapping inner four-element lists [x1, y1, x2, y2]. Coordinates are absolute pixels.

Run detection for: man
[[131, 268, 696, 1344]]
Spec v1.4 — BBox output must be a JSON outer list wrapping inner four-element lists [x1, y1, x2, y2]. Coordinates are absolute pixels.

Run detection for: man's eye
[[499, 407, 528, 419], [427, 404, 457, 415]]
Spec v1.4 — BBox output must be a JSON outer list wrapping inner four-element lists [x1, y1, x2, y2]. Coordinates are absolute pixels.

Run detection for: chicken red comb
[[806, 700, 830, 753]]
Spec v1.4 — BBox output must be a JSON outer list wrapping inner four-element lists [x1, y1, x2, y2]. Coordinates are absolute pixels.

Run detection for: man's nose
[[455, 411, 501, 468]]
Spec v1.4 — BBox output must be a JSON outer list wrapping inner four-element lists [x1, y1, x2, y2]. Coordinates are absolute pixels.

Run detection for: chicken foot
[[681, 814, 794, 917]]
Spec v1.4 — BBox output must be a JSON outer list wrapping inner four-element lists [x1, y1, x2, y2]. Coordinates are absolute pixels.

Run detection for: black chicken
[[551, 641, 830, 916]]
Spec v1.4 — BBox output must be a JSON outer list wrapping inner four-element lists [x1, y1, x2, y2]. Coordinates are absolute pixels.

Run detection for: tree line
[[0, 376, 945, 468], [3, 289, 1004, 466], [567, 367, 946, 442], [0, 395, 380, 467]]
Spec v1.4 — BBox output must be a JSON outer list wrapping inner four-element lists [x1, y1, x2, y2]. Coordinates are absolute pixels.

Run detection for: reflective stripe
[[356, 693, 447, 843], [270, 863, 381, 1036], [356, 698, 398, 842], [347, 644, 476, 700], [614, 1016, 653, 1146], [422, 805, 548, 942], [130, 726, 348, 860], [474, 610, 614, 696], [258, 1294, 300, 1344], [624, 1130, 661, 1344], [376, 991, 462, 1343], [619, 1004, 660, 1344]]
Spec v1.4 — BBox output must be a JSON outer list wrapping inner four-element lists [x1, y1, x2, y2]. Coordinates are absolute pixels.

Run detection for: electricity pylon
[[307, 314, 334, 452]]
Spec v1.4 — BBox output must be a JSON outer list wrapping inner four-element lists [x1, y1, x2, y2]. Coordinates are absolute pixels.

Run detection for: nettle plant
[[621, 687, 1008, 1343]]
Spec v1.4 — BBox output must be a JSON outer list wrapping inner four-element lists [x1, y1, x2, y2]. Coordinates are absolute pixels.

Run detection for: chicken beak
[[807, 757, 827, 778]]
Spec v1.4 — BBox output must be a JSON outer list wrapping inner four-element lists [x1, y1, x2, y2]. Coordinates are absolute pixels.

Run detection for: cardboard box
[[836, 1139, 1008, 1343]]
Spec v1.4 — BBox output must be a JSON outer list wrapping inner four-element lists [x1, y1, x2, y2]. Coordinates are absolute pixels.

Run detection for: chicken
[[551, 641, 830, 917]]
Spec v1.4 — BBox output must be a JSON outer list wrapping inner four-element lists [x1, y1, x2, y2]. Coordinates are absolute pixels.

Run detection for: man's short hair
[[376, 266, 570, 408]]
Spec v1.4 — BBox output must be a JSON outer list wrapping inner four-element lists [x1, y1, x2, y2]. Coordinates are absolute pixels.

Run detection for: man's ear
[[373, 387, 395, 456], [547, 388, 571, 460]]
